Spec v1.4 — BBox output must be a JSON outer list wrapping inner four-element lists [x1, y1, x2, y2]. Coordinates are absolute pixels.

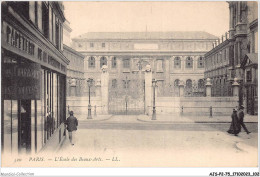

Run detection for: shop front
[[1, 18, 68, 155]]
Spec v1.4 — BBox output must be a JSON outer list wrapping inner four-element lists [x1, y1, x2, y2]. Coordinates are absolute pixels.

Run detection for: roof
[[73, 31, 218, 40], [241, 53, 258, 68]]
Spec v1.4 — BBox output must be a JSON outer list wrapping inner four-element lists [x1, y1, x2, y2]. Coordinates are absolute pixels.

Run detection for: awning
[[241, 53, 258, 68]]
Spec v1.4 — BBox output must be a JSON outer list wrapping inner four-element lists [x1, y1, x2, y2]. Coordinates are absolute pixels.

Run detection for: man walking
[[65, 111, 78, 145], [238, 105, 251, 134]]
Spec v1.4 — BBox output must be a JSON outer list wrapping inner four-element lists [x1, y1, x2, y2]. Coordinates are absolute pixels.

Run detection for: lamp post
[[152, 79, 157, 120], [87, 78, 94, 119]]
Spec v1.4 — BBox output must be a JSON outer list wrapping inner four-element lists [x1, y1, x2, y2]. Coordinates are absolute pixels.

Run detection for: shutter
[[37, 2, 42, 32], [29, 2, 35, 24]]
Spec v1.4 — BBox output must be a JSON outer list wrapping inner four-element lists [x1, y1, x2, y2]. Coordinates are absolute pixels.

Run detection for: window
[[186, 79, 192, 88], [156, 59, 163, 71], [198, 79, 205, 89], [174, 79, 180, 87], [246, 70, 252, 82], [112, 57, 117, 68], [90, 43, 94, 48], [88, 57, 95, 68], [186, 57, 193, 68], [100, 57, 107, 68], [102, 43, 105, 48], [198, 57, 204, 68], [112, 79, 117, 88], [42, 2, 49, 39], [55, 18, 60, 49], [174, 57, 181, 69], [123, 59, 130, 68]]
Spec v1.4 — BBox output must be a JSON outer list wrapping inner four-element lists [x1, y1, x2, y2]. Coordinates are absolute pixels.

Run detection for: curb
[[78, 115, 114, 123], [137, 118, 258, 124]]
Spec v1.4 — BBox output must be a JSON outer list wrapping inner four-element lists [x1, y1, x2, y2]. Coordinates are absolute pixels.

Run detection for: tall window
[[100, 57, 107, 68], [42, 2, 49, 39], [186, 79, 192, 88], [174, 79, 180, 87], [123, 59, 130, 68], [112, 79, 117, 88], [174, 57, 181, 69], [112, 57, 117, 68], [88, 57, 95, 68], [198, 57, 204, 68], [198, 79, 204, 89], [186, 57, 193, 68]]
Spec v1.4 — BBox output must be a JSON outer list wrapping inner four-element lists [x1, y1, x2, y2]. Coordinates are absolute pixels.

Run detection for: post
[[152, 79, 157, 120], [101, 65, 109, 114], [205, 78, 212, 97], [209, 106, 213, 118], [145, 64, 152, 115], [232, 78, 240, 97], [87, 78, 93, 119], [94, 105, 97, 117]]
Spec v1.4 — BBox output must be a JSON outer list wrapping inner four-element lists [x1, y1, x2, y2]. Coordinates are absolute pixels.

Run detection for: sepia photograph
[[1, 0, 259, 176]]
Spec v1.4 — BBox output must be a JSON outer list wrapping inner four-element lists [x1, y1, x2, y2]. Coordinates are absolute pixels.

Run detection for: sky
[[63, 1, 229, 39]]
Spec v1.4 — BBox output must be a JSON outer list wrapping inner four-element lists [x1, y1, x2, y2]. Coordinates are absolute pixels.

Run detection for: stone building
[[204, 1, 258, 114], [63, 21, 85, 97], [72, 32, 217, 114], [1, 1, 69, 155]]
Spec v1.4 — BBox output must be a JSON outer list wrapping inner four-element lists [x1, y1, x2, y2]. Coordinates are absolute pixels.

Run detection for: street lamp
[[87, 78, 94, 119], [152, 79, 157, 120]]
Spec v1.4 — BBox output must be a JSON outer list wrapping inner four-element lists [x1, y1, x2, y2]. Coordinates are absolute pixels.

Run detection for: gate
[[108, 73, 145, 115]]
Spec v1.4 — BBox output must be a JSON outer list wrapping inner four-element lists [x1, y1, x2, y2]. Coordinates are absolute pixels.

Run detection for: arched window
[[174, 57, 181, 69], [186, 79, 192, 88], [112, 57, 117, 68], [174, 79, 180, 87], [123, 59, 130, 68], [198, 79, 204, 89], [100, 57, 107, 68], [88, 56, 95, 68], [112, 79, 117, 88], [186, 57, 193, 68], [198, 57, 204, 68]]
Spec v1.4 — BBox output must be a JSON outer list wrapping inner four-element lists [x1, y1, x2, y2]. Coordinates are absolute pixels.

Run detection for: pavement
[[74, 114, 113, 122], [137, 114, 258, 123]]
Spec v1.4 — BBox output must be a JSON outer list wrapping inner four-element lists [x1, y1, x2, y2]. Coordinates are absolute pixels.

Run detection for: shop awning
[[241, 53, 258, 69]]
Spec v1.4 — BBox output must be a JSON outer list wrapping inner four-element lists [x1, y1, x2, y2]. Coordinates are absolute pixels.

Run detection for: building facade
[[1, 1, 69, 155], [72, 32, 217, 114], [204, 1, 258, 114]]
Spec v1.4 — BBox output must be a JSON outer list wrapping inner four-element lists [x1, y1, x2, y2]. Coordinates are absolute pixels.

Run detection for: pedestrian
[[238, 105, 251, 134], [65, 111, 78, 145], [227, 108, 240, 136]]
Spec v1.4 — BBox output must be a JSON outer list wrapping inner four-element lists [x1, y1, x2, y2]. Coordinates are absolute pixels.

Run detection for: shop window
[[88, 57, 95, 68], [198, 57, 204, 68], [112, 57, 117, 68], [186, 57, 193, 68], [174, 57, 181, 69], [123, 59, 130, 68], [100, 57, 107, 68]]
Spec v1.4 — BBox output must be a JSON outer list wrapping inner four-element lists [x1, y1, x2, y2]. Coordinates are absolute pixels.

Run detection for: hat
[[240, 105, 244, 109], [233, 109, 237, 112], [69, 111, 74, 115]]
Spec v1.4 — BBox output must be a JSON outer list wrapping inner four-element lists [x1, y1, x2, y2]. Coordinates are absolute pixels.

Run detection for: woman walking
[[227, 108, 241, 136]]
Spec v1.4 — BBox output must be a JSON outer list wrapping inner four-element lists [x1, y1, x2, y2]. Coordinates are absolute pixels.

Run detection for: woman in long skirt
[[227, 109, 241, 136]]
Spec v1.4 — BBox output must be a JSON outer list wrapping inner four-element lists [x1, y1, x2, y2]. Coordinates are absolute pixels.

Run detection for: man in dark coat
[[65, 111, 78, 145], [238, 105, 251, 134]]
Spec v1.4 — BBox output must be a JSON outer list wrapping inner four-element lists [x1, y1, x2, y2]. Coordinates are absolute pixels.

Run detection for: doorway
[[18, 100, 31, 154]]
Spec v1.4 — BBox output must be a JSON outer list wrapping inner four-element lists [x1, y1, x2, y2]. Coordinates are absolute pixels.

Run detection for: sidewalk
[[137, 114, 258, 123]]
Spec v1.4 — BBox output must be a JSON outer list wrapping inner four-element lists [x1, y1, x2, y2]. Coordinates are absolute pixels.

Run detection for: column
[[108, 56, 112, 70], [101, 65, 109, 114], [179, 80, 185, 97], [96, 56, 101, 71], [205, 78, 212, 97], [193, 56, 197, 71], [145, 65, 152, 115], [232, 77, 239, 97]]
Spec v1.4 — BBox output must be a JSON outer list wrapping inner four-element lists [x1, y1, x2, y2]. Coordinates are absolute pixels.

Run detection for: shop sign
[[2, 62, 41, 100]]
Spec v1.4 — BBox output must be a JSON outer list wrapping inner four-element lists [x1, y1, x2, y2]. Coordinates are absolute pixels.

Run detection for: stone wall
[[148, 96, 239, 116]]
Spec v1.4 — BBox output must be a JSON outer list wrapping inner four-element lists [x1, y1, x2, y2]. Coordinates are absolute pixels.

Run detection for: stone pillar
[[193, 56, 196, 71], [179, 80, 185, 97], [101, 65, 109, 114], [70, 78, 76, 96], [145, 64, 152, 115], [232, 78, 240, 97], [205, 78, 212, 97]]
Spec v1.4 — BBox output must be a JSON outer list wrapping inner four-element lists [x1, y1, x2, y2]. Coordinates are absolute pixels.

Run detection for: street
[[56, 115, 258, 167]]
